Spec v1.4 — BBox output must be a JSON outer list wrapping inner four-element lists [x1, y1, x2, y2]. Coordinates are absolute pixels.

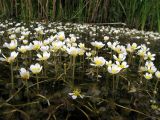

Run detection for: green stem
[[139, 74, 143, 88], [112, 75, 115, 94], [96, 67, 99, 81], [44, 61, 47, 77], [106, 73, 108, 93], [25, 80, 29, 100], [153, 80, 159, 98], [64, 63, 67, 82], [82, 55, 85, 71], [36, 74, 39, 93], [72, 56, 76, 84], [145, 79, 148, 89], [29, 51, 32, 64], [59, 51, 62, 63], [64, 63, 67, 75], [111, 50, 113, 60], [97, 49, 98, 56], [128, 53, 132, 65], [138, 57, 144, 69], [116, 74, 120, 90], [10, 63, 14, 89], [54, 55, 58, 78], [41, 61, 44, 75]]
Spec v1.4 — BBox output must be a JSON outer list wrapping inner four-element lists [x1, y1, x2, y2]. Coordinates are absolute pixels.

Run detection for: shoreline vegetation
[[0, 0, 160, 32]]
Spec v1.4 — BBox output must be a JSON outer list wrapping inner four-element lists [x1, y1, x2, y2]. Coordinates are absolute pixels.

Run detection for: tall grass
[[110, 0, 160, 31], [0, 0, 160, 31]]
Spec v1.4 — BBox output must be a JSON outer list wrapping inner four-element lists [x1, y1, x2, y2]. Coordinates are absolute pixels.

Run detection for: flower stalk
[[153, 79, 159, 98], [112, 75, 115, 94], [25, 80, 29, 99], [96, 67, 99, 81], [36, 74, 39, 92], [10, 63, 14, 89], [72, 56, 76, 84]]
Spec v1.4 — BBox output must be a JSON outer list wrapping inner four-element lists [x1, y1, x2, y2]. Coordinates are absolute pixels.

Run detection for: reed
[[0, 0, 160, 31]]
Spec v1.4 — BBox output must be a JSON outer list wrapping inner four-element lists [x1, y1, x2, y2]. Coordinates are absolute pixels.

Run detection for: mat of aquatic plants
[[0, 20, 160, 120]]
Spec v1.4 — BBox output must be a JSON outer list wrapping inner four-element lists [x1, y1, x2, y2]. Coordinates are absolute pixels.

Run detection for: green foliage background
[[0, 0, 160, 31]]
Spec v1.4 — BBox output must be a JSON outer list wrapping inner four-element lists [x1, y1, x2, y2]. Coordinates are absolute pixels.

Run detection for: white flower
[[108, 64, 122, 74], [113, 54, 126, 62], [137, 44, 149, 57], [146, 66, 157, 74], [18, 46, 28, 53], [68, 89, 84, 99], [32, 41, 42, 50], [105, 60, 112, 67], [37, 51, 50, 61], [90, 56, 106, 67], [144, 52, 155, 61], [155, 71, 160, 79], [3, 40, 17, 50], [140, 44, 150, 51], [78, 49, 85, 56], [9, 34, 16, 40], [40, 45, 49, 52], [144, 73, 152, 80], [30, 63, 42, 74], [70, 36, 76, 43], [86, 52, 92, 57], [137, 49, 146, 57], [35, 26, 44, 35], [104, 36, 109, 41], [112, 45, 126, 55], [113, 29, 120, 34], [26, 43, 33, 51], [66, 47, 80, 57], [146, 42, 150, 45], [0, 51, 18, 63], [144, 61, 157, 73], [78, 43, 85, 49], [20, 68, 30, 80], [107, 41, 119, 49], [126, 43, 138, 53], [51, 41, 64, 52], [139, 66, 146, 72], [0, 31, 4, 35], [57, 31, 65, 41], [91, 41, 105, 49], [19, 36, 25, 41], [65, 38, 71, 44], [10, 51, 18, 59], [21, 31, 30, 37], [43, 39, 50, 45], [61, 45, 67, 51], [116, 61, 129, 69], [23, 40, 28, 44], [72, 43, 77, 47], [15, 28, 21, 33], [145, 61, 154, 68]]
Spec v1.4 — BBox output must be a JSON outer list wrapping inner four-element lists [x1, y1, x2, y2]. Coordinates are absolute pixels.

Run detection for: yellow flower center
[[59, 35, 64, 41], [112, 69, 117, 73], [95, 60, 103, 66], [73, 89, 81, 96]]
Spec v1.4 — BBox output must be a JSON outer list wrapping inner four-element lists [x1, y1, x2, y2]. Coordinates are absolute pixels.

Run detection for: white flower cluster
[[0, 21, 160, 100]]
